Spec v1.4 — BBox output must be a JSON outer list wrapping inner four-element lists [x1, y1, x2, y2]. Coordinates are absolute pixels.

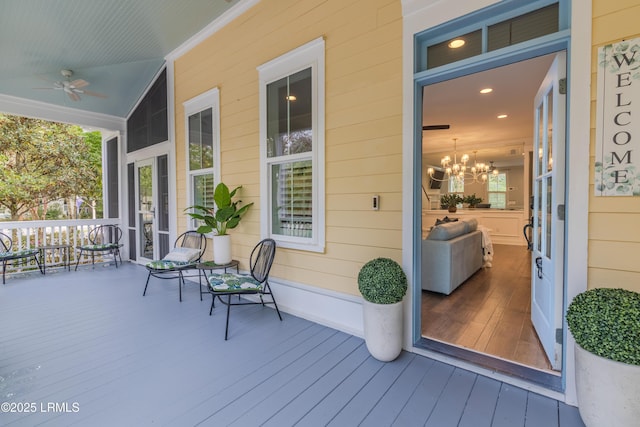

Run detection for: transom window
[[258, 38, 325, 252]]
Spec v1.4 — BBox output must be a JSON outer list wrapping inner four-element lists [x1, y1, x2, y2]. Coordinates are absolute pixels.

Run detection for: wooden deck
[[0, 263, 585, 426]]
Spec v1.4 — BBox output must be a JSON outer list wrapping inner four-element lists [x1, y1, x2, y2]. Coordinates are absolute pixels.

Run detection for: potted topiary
[[358, 257, 408, 362], [186, 182, 253, 264], [566, 287, 640, 427], [440, 193, 462, 212]]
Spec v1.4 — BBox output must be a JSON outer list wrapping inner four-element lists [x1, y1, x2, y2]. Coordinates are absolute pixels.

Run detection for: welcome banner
[[595, 37, 640, 196]]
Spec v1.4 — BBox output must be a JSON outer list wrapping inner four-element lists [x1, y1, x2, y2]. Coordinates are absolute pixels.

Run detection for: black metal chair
[[143, 231, 206, 302], [206, 238, 282, 340], [0, 232, 43, 284], [75, 224, 123, 270]]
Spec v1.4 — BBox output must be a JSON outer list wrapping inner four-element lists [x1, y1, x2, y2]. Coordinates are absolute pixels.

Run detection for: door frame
[[401, 0, 591, 403], [125, 142, 174, 265], [135, 158, 157, 263]]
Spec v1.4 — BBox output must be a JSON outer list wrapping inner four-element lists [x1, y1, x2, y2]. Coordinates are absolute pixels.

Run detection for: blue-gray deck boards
[[0, 263, 585, 426]]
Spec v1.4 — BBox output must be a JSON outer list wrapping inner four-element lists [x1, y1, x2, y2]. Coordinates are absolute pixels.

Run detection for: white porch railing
[[1, 218, 124, 279]]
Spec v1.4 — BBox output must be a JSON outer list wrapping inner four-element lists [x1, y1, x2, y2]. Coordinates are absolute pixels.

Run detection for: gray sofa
[[421, 218, 483, 295]]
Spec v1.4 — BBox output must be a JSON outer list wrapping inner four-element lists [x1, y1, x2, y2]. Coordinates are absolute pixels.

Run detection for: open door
[[531, 52, 566, 370]]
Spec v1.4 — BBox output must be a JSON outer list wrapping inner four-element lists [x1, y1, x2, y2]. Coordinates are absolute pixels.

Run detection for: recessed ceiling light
[[497, 114, 508, 119], [480, 88, 493, 94], [448, 39, 465, 49]]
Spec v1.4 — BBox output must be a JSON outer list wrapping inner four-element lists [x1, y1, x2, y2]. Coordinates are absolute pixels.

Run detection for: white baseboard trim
[[266, 277, 365, 338]]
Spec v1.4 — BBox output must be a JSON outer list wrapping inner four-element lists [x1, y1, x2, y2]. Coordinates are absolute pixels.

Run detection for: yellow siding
[[589, 0, 640, 292], [174, 0, 402, 297]]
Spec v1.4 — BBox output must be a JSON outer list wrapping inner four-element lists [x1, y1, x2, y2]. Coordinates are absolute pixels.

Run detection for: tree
[[0, 114, 101, 220]]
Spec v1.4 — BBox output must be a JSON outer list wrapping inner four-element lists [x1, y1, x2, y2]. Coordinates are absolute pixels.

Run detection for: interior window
[[488, 172, 507, 209]]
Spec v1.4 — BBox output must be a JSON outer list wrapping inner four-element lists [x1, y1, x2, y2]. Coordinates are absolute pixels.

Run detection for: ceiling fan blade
[[78, 89, 108, 99], [422, 125, 450, 131], [70, 79, 89, 89], [67, 91, 81, 102]]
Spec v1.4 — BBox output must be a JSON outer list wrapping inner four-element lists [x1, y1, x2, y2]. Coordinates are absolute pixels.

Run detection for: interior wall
[[173, 0, 403, 296], [589, 0, 640, 293]]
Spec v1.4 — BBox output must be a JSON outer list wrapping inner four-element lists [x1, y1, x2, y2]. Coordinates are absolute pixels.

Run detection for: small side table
[[196, 260, 239, 300], [38, 244, 73, 274]]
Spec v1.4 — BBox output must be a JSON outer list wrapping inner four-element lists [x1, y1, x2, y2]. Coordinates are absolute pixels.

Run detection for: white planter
[[213, 234, 232, 265], [362, 300, 403, 362], [575, 343, 640, 427]]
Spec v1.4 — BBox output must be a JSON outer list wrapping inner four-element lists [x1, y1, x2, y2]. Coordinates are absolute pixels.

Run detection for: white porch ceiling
[[0, 0, 239, 118]]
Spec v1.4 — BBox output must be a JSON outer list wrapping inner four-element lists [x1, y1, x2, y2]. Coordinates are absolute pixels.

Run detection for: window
[[258, 38, 325, 252], [488, 172, 507, 209], [183, 88, 220, 229], [448, 177, 464, 194]]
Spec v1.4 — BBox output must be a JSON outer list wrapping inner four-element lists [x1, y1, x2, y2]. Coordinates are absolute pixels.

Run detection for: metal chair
[[75, 225, 123, 270], [0, 232, 43, 284], [206, 238, 282, 340], [143, 231, 206, 301]]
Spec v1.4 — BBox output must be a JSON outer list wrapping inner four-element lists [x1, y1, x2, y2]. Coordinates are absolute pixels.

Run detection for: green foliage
[[440, 193, 463, 209], [0, 114, 102, 219], [566, 288, 640, 365], [463, 193, 483, 207], [186, 183, 253, 235], [358, 258, 407, 304]]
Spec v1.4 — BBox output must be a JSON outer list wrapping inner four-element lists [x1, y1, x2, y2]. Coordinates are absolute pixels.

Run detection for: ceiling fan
[[35, 69, 107, 102]]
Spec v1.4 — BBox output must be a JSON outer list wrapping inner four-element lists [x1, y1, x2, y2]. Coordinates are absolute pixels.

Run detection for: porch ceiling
[[0, 0, 238, 118]]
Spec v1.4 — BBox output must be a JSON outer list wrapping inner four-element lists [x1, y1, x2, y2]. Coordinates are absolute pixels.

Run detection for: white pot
[[575, 343, 640, 427], [213, 234, 232, 265], [362, 299, 403, 362]]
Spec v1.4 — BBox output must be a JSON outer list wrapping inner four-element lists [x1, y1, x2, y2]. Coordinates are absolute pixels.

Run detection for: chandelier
[[427, 138, 498, 184]]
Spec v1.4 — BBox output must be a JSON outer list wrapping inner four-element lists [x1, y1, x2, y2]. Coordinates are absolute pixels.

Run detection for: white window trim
[[183, 88, 221, 230], [488, 171, 508, 209], [258, 37, 325, 252]]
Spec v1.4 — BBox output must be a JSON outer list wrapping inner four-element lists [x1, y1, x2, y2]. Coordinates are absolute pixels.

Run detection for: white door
[[531, 52, 566, 370], [136, 159, 156, 262]]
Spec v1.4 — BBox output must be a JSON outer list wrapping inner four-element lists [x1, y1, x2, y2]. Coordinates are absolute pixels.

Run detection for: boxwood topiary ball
[[566, 287, 640, 365], [358, 258, 407, 304]]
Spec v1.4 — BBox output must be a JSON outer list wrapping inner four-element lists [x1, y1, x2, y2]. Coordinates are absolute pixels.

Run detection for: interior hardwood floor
[[421, 244, 556, 373]]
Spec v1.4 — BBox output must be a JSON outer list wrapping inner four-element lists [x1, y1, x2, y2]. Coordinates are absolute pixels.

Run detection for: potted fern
[[566, 288, 640, 427], [186, 183, 253, 264], [358, 258, 408, 362]]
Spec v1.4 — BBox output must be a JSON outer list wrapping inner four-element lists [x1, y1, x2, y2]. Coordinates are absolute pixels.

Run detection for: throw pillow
[[163, 247, 201, 263]]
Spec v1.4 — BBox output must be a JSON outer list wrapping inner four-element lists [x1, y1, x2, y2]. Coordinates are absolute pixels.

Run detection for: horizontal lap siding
[[174, 0, 403, 297], [588, 0, 640, 293]]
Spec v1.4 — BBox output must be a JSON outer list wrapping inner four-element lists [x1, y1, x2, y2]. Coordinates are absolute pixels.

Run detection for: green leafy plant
[[566, 288, 640, 365], [463, 193, 483, 207], [358, 258, 407, 304], [440, 193, 462, 209], [186, 183, 253, 236]]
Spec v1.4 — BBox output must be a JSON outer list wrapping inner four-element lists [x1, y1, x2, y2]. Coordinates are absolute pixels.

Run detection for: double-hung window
[[183, 88, 221, 230], [258, 38, 325, 252], [488, 172, 507, 209]]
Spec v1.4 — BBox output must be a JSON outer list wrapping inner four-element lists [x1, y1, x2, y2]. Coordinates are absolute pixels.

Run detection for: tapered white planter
[[575, 343, 640, 427], [213, 234, 232, 265], [362, 300, 403, 362]]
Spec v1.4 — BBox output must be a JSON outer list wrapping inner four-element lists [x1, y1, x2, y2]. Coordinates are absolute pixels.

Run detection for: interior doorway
[[418, 53, 566, 387]]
